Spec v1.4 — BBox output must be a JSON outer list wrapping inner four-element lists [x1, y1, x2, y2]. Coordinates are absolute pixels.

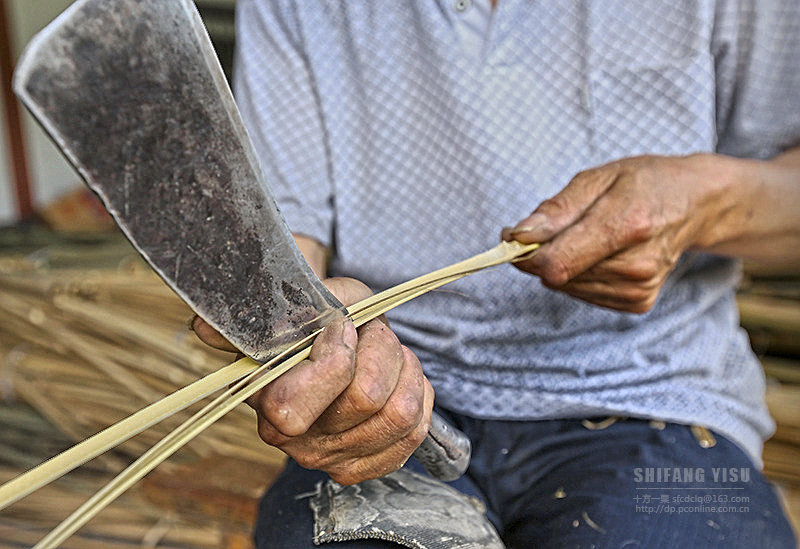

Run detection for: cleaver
[[14, 0, 469, 481]]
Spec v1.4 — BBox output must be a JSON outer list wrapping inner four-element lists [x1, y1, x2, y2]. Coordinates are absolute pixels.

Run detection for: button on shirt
[[234, 0, 800, 464]]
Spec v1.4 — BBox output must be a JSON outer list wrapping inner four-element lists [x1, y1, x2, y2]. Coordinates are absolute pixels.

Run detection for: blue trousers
[[254, 411, 796, 548]]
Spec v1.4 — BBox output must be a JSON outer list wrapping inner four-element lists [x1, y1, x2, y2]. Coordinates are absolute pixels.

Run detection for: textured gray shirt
[[234, 0, 800, 464]]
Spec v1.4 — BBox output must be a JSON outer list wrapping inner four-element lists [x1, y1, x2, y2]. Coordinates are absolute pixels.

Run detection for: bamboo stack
[[764, 383, 800, 484], [739, 263, 800, 359], [0, 228, 285, 546], [738, 264, 800, 531], [0, 404, 246, 548]]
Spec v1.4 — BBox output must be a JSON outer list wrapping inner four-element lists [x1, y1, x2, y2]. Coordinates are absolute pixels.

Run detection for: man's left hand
[[503, 154, 739, 313]]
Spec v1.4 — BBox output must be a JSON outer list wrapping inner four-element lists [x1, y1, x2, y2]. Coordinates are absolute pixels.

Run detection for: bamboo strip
[[5, 347, 262, 459], [0, 361, 254, 510], [34, 240, 538, 546]]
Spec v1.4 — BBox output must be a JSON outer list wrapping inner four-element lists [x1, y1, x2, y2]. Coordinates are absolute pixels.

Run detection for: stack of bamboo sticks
[[738, 264, 800, 529], [739, 264, 800, 362], [0, 404, 245, 548], [0, 228, 284, 546]]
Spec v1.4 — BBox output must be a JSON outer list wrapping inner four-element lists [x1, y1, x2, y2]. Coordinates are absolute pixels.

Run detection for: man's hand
[[192, 277, 433, 485], [502, 153, 784, 313]]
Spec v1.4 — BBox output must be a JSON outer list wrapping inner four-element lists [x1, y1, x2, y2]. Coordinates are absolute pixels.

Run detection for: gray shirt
[[234, 0, 800, 464]]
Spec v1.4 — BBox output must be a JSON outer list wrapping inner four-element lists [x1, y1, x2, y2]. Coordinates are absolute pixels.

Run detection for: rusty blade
[[13, 0, 345, 361]]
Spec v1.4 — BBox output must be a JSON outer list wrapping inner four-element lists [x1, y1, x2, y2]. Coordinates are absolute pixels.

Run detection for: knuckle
[[328, 472, 354, 485], [294, 450, 330, 472], [620, 286, 653, 304], [327, 459, 368, 485], [262, 397, 314, 437], [329, 470, 363, 486], [570, 166, 605, 188], [541, 255, 573, 286], [570, 168, 593, 184], [345, 330, 406, 417], [390, 393, 424, 432], [406, 422, 430, 448], [348, 378, 388, 416], [630, 294, 658, 314], [640, 273, 665, 292], [537, 196, 570, 220], [313, 336, 357, 376], [257, 418, 290, 447], [402, 345, 421, 369], [625, 258, 661, 281], [623, 208, 655, 242], [423, 376, 435, 402]]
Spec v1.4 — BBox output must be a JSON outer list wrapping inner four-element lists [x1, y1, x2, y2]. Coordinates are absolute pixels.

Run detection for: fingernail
[[342, 319, 357, 351]]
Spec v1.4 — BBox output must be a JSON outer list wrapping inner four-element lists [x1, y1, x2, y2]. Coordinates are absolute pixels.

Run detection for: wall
[[0, 106, 14, 223], [1, 0, 81, 226]]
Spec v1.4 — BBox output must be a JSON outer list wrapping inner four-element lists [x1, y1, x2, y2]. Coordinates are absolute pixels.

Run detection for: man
[[194, 1, 800, 546]]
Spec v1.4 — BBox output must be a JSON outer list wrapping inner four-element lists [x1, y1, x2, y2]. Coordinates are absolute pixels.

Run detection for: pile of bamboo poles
[[764, 384, 800, 485], [739, 263, 800, 361], [0, 404, 244, 548], [739, 265, 800, 492], [0, 228, 284, 545]]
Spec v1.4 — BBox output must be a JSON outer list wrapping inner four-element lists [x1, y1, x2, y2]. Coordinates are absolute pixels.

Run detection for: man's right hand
[[192, 277, 434, 485]]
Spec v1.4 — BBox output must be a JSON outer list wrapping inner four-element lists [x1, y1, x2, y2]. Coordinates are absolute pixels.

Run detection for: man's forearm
[[697, 146, 800, 269]]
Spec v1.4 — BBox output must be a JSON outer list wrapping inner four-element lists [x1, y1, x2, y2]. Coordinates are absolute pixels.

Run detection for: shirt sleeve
[[233, 0, 335, 247], [713, 0, 800, 159]]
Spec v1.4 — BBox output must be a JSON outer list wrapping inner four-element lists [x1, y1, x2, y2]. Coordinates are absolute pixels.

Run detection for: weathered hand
[[503, 154, 738, 313], [192, 277, 433, 485]]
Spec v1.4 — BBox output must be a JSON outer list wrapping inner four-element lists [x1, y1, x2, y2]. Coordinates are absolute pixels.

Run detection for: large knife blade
[[14, 0, 469, 480]]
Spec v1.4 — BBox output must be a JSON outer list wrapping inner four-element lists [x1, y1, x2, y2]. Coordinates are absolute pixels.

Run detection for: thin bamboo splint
[[0, 240, 538, 547]]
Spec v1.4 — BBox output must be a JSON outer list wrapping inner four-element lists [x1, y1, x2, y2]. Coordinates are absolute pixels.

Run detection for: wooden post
[[0, 0, 35, 221]]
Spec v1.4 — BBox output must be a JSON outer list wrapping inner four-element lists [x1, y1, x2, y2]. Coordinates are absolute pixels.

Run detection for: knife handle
[[412, 411, 471, 481]]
